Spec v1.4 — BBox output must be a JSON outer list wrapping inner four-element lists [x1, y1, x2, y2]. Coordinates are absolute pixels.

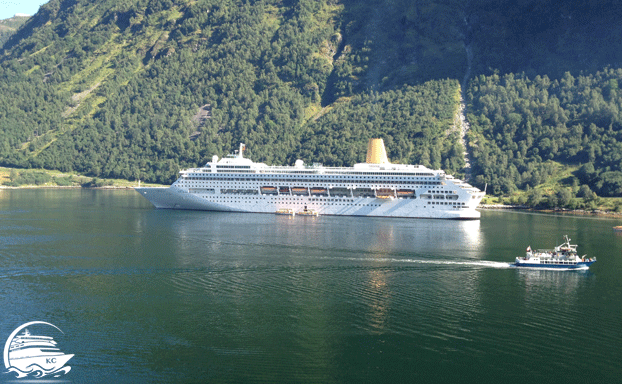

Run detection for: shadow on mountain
[[322, 0, 469, 106]]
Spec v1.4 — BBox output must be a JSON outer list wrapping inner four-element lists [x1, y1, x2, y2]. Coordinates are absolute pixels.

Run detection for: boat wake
[[399, 259, 512, 269], [328, 256, 512, 269]]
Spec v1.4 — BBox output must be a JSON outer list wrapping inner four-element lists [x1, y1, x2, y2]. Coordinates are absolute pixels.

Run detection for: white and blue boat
[[513, 235, 596, 269]]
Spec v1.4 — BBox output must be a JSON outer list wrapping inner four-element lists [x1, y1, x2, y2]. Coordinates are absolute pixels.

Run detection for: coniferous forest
[[468, 69, 622, 198], [1, 0, 621, 203]]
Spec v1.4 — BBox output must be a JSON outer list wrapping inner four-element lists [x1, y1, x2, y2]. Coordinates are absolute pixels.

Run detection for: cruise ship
[[136, 139, 485, 219]]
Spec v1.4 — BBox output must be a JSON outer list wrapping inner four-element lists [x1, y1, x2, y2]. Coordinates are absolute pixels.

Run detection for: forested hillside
[[468, 69, 622, 197], [0, 16, 29, 47], [1, 0, 621, 198]]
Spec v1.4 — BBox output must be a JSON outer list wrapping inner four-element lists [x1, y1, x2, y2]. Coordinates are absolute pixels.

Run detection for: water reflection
[[140, 213, 490, 266], [516, 269, 593, 298], [363, 225, 394, 335]]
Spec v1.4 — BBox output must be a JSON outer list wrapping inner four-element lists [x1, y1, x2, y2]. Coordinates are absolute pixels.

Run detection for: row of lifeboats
[[260, 186, 417, 198]]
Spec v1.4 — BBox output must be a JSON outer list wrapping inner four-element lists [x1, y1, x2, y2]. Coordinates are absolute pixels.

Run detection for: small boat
[[275, 208, 295, 216], [614, 226, 622, 232], [513, 235, 595, 269], [298, 208, 319, 217]]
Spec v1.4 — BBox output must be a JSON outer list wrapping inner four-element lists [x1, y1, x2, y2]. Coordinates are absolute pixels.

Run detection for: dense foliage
[[2, 168, 110, 187], [0, 0, 468, 183], [297, 80, 464, 174], [0, 0, 622, 196], [3, 169, 52, 186], [468, 69, 622, 197], [0, 0, 340, 182]]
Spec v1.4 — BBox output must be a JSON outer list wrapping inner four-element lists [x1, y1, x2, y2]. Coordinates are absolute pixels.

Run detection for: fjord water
[[1, 189, 621, 383]]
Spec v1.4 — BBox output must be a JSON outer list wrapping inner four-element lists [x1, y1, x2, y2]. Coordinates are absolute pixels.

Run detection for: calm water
[[1, 189, 621, 383]]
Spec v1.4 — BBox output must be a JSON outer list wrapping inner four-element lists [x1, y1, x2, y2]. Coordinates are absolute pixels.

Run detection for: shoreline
[[0, 185, 139, 189], [478, 204, 622, 218], [3, 186, 621, 219]]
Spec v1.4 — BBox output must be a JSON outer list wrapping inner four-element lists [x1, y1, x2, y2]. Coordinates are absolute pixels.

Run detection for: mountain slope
[[0, 0, 465, 183], [0, 15, 30, 47], [0, 0, 621, 197]]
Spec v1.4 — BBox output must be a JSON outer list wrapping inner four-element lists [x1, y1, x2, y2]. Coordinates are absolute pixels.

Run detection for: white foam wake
[[398, 259, 512, 268], [324, 256, 512, 269]]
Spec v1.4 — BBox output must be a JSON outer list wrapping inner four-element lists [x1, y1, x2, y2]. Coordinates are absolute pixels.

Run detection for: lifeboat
[[330, 187, 351, 197], [352, 188, 375, 197], [396, 189, 415, 198], [291, 187, 309, 196], [260, 186, 278, 195], [376, 188, 395, 199], [310, 187, 328, 196]]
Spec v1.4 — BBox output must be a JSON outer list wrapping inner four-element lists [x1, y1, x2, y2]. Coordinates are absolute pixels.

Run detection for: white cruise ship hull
[[137, 141, 485, 220], [136, 187, 480, 219]]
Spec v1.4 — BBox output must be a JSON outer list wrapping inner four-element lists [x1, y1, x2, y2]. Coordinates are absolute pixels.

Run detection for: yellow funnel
[[366, 138, 390, 164]]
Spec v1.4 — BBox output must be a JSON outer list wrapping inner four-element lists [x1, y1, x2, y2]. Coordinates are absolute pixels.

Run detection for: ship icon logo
[[3, 321, 73, 379]]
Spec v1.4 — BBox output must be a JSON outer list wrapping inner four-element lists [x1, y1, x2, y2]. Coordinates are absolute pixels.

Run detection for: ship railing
[[534, 248, 555, 253], [255, 164, 439, 174]]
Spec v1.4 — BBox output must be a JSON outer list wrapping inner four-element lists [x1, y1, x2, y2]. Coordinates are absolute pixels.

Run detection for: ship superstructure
[[136, 139, 485, 219], [513, 235, 596, 269]]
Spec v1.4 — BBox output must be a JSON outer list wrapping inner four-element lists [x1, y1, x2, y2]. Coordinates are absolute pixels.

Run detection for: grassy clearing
[[25, 65, 41, 75], [304, 103, 322, 122]]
